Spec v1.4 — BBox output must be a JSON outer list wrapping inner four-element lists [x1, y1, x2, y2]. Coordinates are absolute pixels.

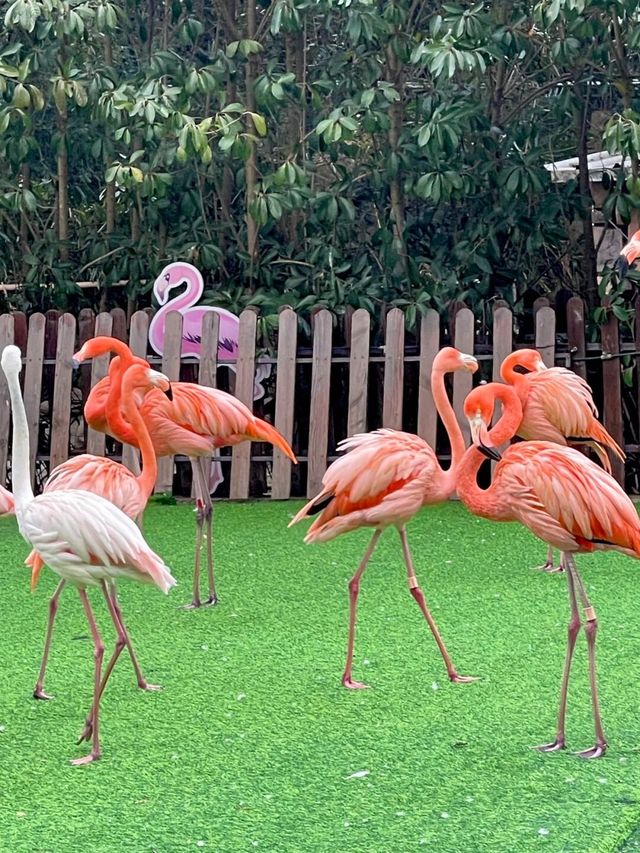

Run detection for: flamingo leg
[[33, 579, 66, 700], [342, 530, 381, 689], [536, 563, 580, 752], [569, 555, 607, 759], [534, 545, 564, 573], [109, 581, 160, 692], [72, 589, 104, 766], [398, 527, 478, 684], [197, 456, 217, 606], [181, 458, 205, 609]]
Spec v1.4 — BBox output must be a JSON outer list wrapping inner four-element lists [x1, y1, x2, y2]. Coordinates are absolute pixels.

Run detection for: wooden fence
[[0, 297, 637, 499]]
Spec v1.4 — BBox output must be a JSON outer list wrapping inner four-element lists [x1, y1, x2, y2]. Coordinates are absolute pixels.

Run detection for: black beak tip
[[164, 384, 173, 401], [614, 256, 629, 277], [479, 443, 501, 462]]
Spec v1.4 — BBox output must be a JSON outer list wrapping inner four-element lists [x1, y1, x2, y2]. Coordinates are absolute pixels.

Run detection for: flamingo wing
[[44, 455, 144, 517], [518, 369, 624, 469], [18, 490, 176, 592], [495, 442, 640, 555], [290, 430, 439, 542]]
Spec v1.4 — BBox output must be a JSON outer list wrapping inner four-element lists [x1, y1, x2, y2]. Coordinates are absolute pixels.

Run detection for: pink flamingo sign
[[148, 261, 271, 493]]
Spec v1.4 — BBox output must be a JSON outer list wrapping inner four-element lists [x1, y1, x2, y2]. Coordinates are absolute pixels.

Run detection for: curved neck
[[158, 272, 203, 314], [6, 369, 34, 509], [431, 366, 466, 491], [500, 364, 526, 388], [456, 386, 522, 519], [106, 357, 138, 445], [120, 373, 158, 500]]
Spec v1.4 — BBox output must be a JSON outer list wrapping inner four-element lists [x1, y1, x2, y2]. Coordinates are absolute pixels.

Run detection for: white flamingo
[[1, 345, 176, 766]]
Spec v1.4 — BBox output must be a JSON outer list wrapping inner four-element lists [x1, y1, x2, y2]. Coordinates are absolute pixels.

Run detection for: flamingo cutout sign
[[148, 261, 271, 493]]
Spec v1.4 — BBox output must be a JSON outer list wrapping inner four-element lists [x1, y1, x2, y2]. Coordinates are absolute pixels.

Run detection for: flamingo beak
[[154, 280, 169, 305], [468, 414, 502, 461], [535, 360, 547, 372], [148, 369, 173, 400], [614, 255, 629, 277], [460, 354, 479, 373]]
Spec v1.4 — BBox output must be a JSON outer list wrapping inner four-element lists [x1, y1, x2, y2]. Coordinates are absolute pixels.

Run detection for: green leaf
[[250, 112, 267, 136]]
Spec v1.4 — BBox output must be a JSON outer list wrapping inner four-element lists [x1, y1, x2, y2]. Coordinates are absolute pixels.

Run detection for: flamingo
[[73, 336, 297, 608], [614, 229, 640, 277], [0, 484, 14, 515], [457, 381, 640, 758], [288, 347, 479, 688], [1, 345, 176, 765], [500, 348, 625, 571], [27, 361, 172, 701], [148, 261, 271, 400]]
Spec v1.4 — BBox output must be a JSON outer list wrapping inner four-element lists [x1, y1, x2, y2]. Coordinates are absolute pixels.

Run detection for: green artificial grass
[[1, 501, 640, 852]]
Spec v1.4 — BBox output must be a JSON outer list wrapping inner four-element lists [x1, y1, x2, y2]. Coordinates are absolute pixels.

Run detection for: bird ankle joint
[[584, 605, 596, 622], [407, 574, 418, 589]]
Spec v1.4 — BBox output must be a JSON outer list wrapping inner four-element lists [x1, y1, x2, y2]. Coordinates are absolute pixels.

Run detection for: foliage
[[0, 0, 638, 329]]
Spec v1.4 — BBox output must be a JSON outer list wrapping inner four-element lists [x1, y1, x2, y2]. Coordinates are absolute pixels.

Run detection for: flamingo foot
[[534, 737, 566, 753], [534, 561, 564, 573], [70, 753, 100, 766], [342, 676, 369, 690], [204, 594, 219, 607], [179, 600, 202, 610], [449, 673, 480, 683], [575, 743, 607, 759], [139, 681, 162, 692], [33, 687, 54, 700]]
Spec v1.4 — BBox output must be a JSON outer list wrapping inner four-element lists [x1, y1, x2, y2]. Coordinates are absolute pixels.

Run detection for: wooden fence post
[[122, 310, 150, 473], [601, 314, 625, 485], [23, 314, 45, 487], [417, 309, 440, 447], [0, 314, 14, 484], [86, 312, 114, 456], [307, 309, 332, 498], [453, 307, 475, 445], [382, 308, 404, 429], [535, 304, 556, 367], [50, 313, 76, 471], [230, 309, 258, 500], [491, 304, 513, 472], [566, 297, 586, 378], [347, 308, 370, 437], [155, 311, 183, 493], [272, 307, 297, 499]]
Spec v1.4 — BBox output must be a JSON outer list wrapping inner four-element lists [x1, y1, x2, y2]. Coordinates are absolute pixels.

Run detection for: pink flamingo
[[0, 485, 14, 515], [289, 347, 479, 688], [74, 336, 297, 608], [2, 345, 176, 765], [27, 361, 172, 700], [148, 261, 271, 400], [614, 229, 640, 276], [457, 381, 640, 758], [500, 348, 624, 572]]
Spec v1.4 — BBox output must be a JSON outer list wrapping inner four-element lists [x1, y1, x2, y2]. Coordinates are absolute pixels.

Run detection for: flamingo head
[[1, 344, 22, 378], [464, 384, 503, 462], [153, 261, 203, 306], [500, 349, 546, 383], [433, 347, 478, 375], [72, 336, 134, 367], [614, 229, 640, 278], [122, 362, 173, 400]]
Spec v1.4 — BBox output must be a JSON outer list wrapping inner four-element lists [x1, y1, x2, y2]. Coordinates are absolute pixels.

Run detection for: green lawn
[[1, 500, 640, 852]]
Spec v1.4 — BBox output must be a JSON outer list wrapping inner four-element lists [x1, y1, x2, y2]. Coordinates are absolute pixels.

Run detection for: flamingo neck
[[120, 374, 158, 500], [431, 365, 466, 494], [149, 269, 203, 348], [456, 386, 522, 520], [6, 368, 34, 509], [106, 357, 138, 445]]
